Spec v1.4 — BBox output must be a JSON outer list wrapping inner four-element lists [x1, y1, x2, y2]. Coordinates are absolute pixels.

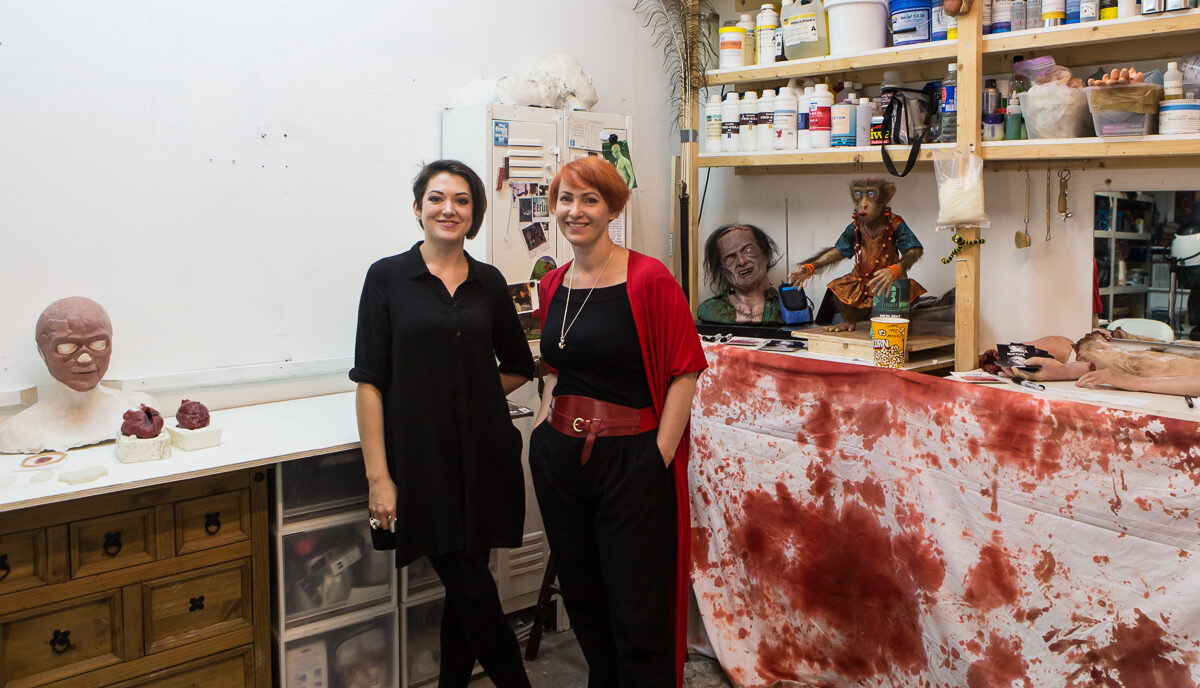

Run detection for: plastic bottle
[[774, 88, 799, 149], [831, 101, 856, 146], [983, 0, 994, 33], [947, 13, 959, 38], [1099, 0, 1119, 17], [937, 63, 958, 143], [740, 91, 759, 151], [718, 24, 748, 69], [993, 0, 1013, 30], [738, 14, 757, 66], [721, 92, 741, 152], [856, 98, 874, 146], [1165, 62, 1184, 100], [932, 4, 949, 40], [776, 0, 792, 60], [982, 79, 1001, 114], [1027, 0, 1042, 25], [1005, 89, 1025, 139], [1081, 0, 1099, 19], [809, 83, 834, 148], [757, 89, 777, 150], [1043, 0, 1065, 25], [1067, 0, 1081, 23], [782, 0, 829, 60], [797, 86, 814, 148], [703, 93, 723, 153], [756, 4, 780, 66], [1011, 0, 1028, 29]]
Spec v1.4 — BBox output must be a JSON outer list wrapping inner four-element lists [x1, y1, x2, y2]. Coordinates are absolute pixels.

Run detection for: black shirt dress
[[350, 243, 535, 566]]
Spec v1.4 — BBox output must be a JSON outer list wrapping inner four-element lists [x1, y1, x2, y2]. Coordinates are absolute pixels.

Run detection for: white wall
[[0, 1, 676, 393]]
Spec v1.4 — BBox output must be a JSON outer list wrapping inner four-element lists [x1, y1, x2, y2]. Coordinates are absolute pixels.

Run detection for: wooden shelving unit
[[683, 4, 1200, 369]]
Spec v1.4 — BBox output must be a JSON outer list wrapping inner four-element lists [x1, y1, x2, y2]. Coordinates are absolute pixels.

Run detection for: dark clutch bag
[[369, 524, 397, 551]]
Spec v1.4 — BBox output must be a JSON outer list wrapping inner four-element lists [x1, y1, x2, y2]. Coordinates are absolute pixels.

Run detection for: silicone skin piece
[[121, 404, 164, 439], [175, 399, 210, 430]]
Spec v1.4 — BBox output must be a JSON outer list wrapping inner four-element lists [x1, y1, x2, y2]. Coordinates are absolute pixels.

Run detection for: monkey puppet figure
[[788, 179, 925, 332]]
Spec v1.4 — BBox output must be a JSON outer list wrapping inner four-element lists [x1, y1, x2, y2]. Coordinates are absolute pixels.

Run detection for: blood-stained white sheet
[[690, 344, 1200, 688]]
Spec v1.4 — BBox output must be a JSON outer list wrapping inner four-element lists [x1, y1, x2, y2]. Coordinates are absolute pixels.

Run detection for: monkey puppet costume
[[828, 209, 926, 317]]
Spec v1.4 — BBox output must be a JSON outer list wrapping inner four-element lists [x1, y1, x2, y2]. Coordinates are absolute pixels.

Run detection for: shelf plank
[[981, 135, 1200, 162], [706, 41, 957, 85], [983, 9, 1200, 55], [1101, 286, 1151, 295], [698, 143, 955, 171], [1093, 230, 1152, 239]]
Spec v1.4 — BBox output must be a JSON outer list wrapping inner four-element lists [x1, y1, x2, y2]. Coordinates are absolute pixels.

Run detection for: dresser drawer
[[142, 559, 251, 654], [110, 646, 254, 688], [0, 529, 48, 597], [0, 590, 123, 687], [71, 509, 156, 578], [174, 490, 250, 556]]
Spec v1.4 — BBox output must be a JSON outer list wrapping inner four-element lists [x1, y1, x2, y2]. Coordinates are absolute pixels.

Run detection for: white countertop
[[0, 392, 359, 513]]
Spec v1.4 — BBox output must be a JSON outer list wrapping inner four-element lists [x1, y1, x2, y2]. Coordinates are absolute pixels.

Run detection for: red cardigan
[[538, 250, 707, 685]]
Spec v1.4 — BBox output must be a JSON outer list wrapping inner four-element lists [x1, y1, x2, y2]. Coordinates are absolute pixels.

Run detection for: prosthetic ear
[[880, 181, 897, 206]]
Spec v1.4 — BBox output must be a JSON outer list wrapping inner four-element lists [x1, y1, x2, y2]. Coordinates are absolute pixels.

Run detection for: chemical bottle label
[[756, 26, 777, 60], [940, 85, 957, 113], [870, 117, 886, 145], [809, 105, 832, 131], [784, 14, 820, 43], [891, 10, 931, 43], [758, 112, 775, 126], [721, 121, 739, 137], [706, 115, 723, 139]]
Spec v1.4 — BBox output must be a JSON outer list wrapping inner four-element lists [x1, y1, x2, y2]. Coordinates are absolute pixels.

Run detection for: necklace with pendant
[[559, 248, 616, 350]]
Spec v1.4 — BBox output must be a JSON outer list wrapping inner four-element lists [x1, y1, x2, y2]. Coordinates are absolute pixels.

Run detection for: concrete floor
[[467, 630, 733, 687]]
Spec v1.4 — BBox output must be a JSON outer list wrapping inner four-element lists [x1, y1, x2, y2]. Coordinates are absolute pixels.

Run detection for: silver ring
[[368, 516, 382, 529]]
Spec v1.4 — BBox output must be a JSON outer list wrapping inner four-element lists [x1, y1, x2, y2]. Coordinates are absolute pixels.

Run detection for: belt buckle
[[572, 417, 585, 433]]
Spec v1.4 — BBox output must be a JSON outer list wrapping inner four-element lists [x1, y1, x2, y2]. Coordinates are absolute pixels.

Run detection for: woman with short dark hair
[[352, 159, 533, 688]]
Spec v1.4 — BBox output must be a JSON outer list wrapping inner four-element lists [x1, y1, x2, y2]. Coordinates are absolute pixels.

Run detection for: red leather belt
[[547, 394, 658, 466]]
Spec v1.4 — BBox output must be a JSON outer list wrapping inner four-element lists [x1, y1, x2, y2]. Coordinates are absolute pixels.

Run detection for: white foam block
[[59, 466, 108, 484], [166, 425, 222, 451], [115, 431, 172, 463]]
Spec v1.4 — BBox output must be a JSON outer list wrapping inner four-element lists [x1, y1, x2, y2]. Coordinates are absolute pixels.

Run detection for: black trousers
[[426, 549, 531, 688], [529, 423, 678, 688]]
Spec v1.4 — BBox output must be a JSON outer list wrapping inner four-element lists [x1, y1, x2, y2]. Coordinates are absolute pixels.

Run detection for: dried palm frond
[[634, 0, 716, 131]]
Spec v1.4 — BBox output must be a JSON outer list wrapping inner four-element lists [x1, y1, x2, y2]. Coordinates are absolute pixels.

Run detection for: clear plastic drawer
[[282, 515, 395, 625], [402, 596, 444, 687], [278, 450, 368, 523], [282, 609, 397, 688]]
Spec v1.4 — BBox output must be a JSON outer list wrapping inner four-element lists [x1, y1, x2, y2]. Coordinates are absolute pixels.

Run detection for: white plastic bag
[[934, 149, 989, 228]]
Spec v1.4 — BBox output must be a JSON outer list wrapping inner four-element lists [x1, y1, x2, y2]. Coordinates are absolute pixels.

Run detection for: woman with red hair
[[530, 156, 706, 687]]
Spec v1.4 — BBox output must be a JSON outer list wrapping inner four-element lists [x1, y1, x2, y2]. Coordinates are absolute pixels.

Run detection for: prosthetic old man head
[[36, 297, 113, 392], [850, 178, 897, 228], [703, 223, 779, 297]]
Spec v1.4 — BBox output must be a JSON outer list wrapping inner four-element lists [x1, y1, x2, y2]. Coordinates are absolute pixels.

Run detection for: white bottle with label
[[703, 93, 723, 153], [1165, 62, 1184, 100], [756, 4, 780, 66], [776, 0, 793, 60], [782, 0, 830, 60], [740, 90, 759, 151], [809, 83, 834, 148], [831, 101, 856, 146], [738, 14, 757, 66], [797, 86, 815, 149], [757, 89, 776, 150], [856, 98, 874, 146], [774, 88, 799, 150], [718, 24, 748, 69], [721, 92, 741, 152]]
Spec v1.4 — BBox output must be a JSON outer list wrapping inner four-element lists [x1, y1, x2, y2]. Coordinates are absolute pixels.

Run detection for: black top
[[350, 243, 535, 566], [541, 283, 652, 409]]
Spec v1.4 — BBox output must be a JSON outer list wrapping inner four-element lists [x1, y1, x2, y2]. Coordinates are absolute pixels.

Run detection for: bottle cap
[[1168, 61, 1179, 70], [948, 63, 957, 72], [725, 92, 740, 101], [740, 13, 753, 20], [816, 83, 829, 92], [762, 89, 775, 98]]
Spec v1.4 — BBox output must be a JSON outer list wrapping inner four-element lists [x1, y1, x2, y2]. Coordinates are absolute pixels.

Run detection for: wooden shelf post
[[954, 3, 984, 372]]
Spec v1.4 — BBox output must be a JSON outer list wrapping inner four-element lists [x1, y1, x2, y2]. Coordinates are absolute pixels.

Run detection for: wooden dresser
[[0, 468, 269, 688]]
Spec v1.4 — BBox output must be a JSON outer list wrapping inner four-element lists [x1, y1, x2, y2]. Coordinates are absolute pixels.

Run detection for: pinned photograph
[[508, 282, 534, 313], [519, 197, 536, 223], [512, 181, 534, 198], [521, 222, 548, 251], [532, 196, 549, 222], [601, 134, 637, 189], [519, 312, 541, 341], [530, 255, 557, 281]]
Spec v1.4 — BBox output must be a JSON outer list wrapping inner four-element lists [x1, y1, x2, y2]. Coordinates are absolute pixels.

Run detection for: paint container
[[774, 88, 800, 149], [721, 92, 741, 153], [983, 0, 994, 32], [993, 0, 1013, 31], [825, 0, 888, 54], [831, 102, 857, 146], [718, 25, 748, 69], [1116, 0, 1138, 14], [1084, 0, 1102, 19], [809, 83, 834, 148], [870, 115, 885, 145], [891, 0, 932, 45], [1042, 0, 1066, 24], [1159, 99, 1200, 134], [982, 113, 1006, 140], [740, 90, 759, 151], [1011, 0, 1028, 29], [1027, 0, 1042, 25], [1066, 0, 1081, 23], [932, 4, 949, 40], [947, 13, 959, 37]]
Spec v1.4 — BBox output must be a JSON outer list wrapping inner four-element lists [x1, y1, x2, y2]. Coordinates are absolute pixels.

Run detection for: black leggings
[[426, 550, 531, 688], [529, 423, 677, 688]]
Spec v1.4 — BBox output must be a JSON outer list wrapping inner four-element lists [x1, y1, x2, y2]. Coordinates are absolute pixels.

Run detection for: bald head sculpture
[[35, 297, 113, 392]]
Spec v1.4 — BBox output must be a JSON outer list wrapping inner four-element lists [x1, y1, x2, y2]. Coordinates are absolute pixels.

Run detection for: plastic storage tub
[[1085, 83, 1163, 136], [824, 0, 888, 55], [1019, 86, 1094, 138]]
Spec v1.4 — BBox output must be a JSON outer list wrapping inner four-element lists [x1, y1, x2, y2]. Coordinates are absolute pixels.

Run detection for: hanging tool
[[1015, 170, 1032, 249], [1045, 166, 1053, 242], [1058, 169, 1073, 225]]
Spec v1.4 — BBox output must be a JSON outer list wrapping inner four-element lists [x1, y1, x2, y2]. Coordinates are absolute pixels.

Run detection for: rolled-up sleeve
[[349, 264, 392, 391]]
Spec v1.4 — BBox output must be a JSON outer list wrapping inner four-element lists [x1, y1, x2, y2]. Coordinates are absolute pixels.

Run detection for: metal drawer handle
[[204, 512, 221, 535], [189, 596, 205, 612], [0, 554, 8, 581], [102, 531, 123, 557], [49, 629, 71, 653]]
